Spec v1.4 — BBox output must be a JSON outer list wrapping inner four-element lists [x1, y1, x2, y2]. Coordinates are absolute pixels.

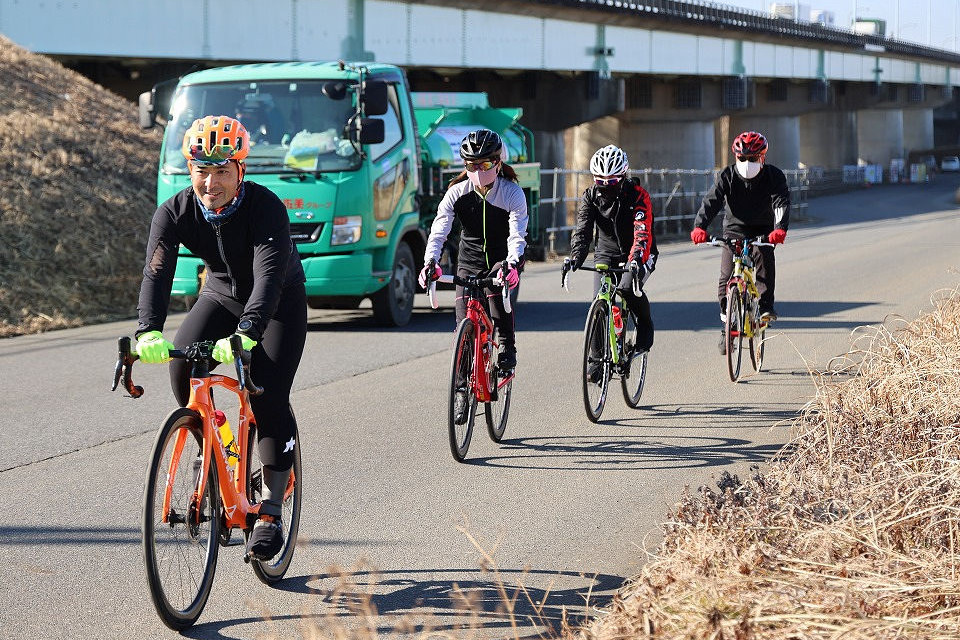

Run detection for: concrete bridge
[[3, 0, 959, 171]]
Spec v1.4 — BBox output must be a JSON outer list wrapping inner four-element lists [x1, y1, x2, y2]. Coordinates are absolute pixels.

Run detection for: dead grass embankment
[[578, 289, 960, 639], [0, 35, 161, 337]]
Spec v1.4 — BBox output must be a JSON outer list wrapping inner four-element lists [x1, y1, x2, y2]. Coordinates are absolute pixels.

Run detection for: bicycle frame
[[565, 263, 634, 365], [429, 274, 515, 403], [716, 237, 767, 340]]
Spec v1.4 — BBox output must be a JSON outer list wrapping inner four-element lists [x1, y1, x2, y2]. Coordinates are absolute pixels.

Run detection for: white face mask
[[735, 160, 763, 180]]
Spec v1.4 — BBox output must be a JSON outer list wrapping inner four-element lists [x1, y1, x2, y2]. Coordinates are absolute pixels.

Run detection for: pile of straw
[[0, 35, 160, 337], [580, 289, 960, 639]]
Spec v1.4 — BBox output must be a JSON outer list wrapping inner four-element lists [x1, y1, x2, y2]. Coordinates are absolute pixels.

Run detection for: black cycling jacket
[[570, 178, 659, 270], [694, 164, 791, 236], [137, 182, 306, 342]]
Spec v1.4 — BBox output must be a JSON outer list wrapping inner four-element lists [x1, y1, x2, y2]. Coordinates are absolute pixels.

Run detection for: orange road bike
[[428, 273, 515, 462], [709, 236, 774, 382], [112, 336, 302, 630]]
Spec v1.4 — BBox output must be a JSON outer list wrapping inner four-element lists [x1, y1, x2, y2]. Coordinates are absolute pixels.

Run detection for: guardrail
[[540, 167, 809, 256]]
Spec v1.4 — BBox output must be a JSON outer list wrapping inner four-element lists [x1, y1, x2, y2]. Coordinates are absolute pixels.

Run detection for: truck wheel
[[372, 241, 415, 327]]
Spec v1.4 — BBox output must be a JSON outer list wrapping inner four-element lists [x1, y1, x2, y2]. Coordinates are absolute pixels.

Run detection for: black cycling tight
[[171, 284, 307, 471]]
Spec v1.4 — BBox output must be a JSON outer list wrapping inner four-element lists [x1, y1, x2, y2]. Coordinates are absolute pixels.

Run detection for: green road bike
[[562, 261, 648, 422]]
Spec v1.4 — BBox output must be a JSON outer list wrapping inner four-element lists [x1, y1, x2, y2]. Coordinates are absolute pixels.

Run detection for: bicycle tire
[[449, 318, 477, 462], [142, 407, 220, 631], [485, 331, 512, 442], [247, 417, 303, 585], [750, 321, 766, 372], [582, 298, 611, 422], [725, 287, 745, 382], [620, 310, 648, 408]]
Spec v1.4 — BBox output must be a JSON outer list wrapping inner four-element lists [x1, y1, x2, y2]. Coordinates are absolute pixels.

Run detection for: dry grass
[[0, 34, 160, 337], [578, 287, 960, 639]]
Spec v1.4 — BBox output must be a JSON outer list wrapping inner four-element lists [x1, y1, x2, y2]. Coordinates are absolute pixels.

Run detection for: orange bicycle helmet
[[181, 115, 250, 164]]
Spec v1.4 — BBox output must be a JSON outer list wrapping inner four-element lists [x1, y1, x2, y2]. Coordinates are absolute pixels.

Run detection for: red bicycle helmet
[[731, 131, 768, 157]]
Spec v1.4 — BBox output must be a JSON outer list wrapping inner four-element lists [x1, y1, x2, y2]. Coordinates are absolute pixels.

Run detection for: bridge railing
[[540, 167, 809, 256]]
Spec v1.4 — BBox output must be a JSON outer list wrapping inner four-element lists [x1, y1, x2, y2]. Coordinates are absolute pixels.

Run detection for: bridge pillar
[[902, 108, 934, 156], [564, 116, 715, 171], [797, 111, 857, 168], [723, 115, 800, 170], [856, 109, 903, 166]]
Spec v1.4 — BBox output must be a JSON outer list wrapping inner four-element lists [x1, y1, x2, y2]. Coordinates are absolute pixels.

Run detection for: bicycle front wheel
[[485, 331, 513, 442], [725, 288, 745, 382], [142, 407, 220, 631], [449, 319, 478, 462], [247, 418, 303, 585], [620, 311, 648, 408], [582, 299, 611, 422]]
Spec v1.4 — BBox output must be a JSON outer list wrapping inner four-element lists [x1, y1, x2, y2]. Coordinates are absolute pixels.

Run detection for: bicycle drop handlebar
[[709, 235, 775, 249], [561, 259, 642, 297], [426, 273, 512, 314], [112, 334, 264, 398]]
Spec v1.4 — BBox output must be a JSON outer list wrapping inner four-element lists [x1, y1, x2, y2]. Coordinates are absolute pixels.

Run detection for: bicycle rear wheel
[[620, 311, 648, 408], [449, 319, 478, 462], [142, 407, 220, 631], [750, 320, 766, 372], [485, 331, 512, 442], [247, 417, 302, 585], [582, 299, 611, 422], [725, 288, 745, 382]]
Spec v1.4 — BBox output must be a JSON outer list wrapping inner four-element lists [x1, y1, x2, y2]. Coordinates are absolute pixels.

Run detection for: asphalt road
[[3, 175, 960, 639]]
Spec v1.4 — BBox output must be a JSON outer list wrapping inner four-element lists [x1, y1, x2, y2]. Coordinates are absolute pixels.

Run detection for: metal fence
[[541, 168, 809, 256]]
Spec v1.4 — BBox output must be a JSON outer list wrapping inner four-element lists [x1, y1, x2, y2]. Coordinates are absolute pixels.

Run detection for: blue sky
[[722, 0, 959, 51]]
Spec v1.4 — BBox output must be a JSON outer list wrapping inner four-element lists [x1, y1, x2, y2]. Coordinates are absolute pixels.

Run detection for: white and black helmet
[[590, 144, 629, 176]]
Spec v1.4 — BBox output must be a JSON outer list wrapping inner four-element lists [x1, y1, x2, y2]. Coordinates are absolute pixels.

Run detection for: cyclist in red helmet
[[689, 130, 790, 355], [134, 115, 307, 560]]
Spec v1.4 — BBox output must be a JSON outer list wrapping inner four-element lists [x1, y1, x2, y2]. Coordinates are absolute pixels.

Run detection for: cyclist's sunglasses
[[464, 159, 499, 172], [593, 175, 622, 186], [735, 154, 763, 162], [187, 143, 236, 164]]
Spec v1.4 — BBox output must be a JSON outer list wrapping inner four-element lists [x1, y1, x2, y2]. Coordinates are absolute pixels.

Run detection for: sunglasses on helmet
[[188, 143, 237, 163], [593, 175, 622, 187], [464, 159, 499, 172], [735, 154, 763, 163]]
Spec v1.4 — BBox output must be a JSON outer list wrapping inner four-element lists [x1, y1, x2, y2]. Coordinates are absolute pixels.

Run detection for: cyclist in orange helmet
[[135, 115, 307, 560], [689, 130, 790, 355]]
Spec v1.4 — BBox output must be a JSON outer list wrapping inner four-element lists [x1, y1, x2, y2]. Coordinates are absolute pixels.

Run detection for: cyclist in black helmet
[[420, 129, 528, 374]]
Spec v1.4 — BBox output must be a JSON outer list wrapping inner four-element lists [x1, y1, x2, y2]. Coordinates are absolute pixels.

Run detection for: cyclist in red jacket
[[569, 145, 658, 380], [690, 131, 789, 355]]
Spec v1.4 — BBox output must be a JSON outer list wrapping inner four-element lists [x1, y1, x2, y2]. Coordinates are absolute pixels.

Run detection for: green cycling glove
[[212, 333, 257, 364], [135, 330, 175, 364]]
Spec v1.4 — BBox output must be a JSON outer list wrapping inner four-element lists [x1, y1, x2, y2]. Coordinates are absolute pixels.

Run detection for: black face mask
[[597, 181, 623, 199]]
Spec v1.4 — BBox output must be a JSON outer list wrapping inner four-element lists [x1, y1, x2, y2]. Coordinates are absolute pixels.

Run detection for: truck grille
[[289, 222, 324, 244]]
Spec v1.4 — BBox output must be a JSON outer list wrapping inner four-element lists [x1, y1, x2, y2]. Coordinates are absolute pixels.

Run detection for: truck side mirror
[[139, 78, 179, 129], [138, 91, 155, 129], [361, 81, 388, 116], [350, 117, 385, 145]]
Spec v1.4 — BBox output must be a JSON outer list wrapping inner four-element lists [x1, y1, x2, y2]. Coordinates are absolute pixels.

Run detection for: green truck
[[139, 61, 539, 326]]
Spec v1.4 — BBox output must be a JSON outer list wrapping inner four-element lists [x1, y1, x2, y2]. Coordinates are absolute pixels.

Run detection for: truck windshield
[[162, 80, 360, 174]]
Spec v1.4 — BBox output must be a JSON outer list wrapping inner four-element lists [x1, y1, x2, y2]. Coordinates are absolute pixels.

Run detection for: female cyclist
[[134, 115, 307, 561], [419, 129, 528, 371]]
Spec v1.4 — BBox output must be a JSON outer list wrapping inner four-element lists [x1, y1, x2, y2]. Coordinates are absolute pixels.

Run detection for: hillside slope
[[0, 35, 161, 337]]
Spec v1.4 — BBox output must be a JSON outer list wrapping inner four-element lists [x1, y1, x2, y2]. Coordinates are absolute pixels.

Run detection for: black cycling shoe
[[453, 388, 469, 425], [718, 331, 727, 356], [247, 516, 284, 560], [587, 362, 603, 384], [497, 346, 517, 371]]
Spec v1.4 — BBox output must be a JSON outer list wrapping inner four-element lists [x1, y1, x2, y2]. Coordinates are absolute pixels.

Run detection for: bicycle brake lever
[[113, 337, 144, 398], [230, 334, 264, 396]]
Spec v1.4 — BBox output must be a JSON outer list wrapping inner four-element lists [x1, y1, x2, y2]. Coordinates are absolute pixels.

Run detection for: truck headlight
[[331, 215, 362, 245]]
